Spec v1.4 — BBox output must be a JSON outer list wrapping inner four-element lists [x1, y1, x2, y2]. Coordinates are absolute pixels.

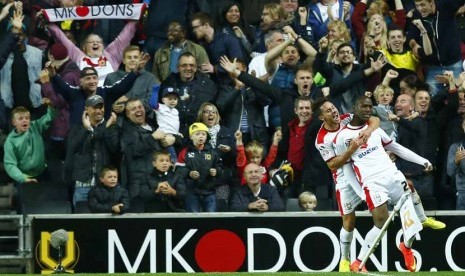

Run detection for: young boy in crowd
[[149, 85, 181, 162], [140, 150, 185, 212], [298, 191, 318, 212], [176, 122, 222, 212], [235, 129, 282, 185], [372, 84, 397, 139], [4, 104, 57, 185], [88, 166, 130, 214]]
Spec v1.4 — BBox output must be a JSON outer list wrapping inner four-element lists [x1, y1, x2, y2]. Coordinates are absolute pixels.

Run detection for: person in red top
[[275, 96, 313, 200], [235, 129, 282, 185]]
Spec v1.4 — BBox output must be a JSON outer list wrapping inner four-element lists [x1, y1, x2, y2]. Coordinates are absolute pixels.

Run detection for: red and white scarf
[[42, 3, 146, 22]]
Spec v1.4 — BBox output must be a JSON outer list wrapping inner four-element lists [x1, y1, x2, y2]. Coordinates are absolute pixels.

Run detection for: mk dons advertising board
[[32, 213, 465, 273]]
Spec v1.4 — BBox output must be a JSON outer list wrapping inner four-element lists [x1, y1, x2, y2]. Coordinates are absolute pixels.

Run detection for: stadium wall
[[28, 211, 465, 273]]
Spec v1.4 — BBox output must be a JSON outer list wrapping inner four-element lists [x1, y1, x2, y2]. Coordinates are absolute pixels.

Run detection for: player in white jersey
[[313, 97, 380, 272], [333, 96, 435, 272]]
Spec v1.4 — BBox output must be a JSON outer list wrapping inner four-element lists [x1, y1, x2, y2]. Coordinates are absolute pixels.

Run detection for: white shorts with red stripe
[[363, 170, 409, 211], [335, 167, 364, 216]]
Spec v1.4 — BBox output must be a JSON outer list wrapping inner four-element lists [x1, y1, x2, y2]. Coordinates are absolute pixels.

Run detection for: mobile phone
[[218, 144, 228, 149]]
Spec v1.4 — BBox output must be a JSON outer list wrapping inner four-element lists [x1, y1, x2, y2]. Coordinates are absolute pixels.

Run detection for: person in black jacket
[[66, 95, 119, 209], [216, 59, 271, 147], [160, 52, 218, 139], [407, 0, 465, 97], [176, 122, 222, 212], [88, 166, 130, 214], [230, 163, 284, 212], [119, 98, 176, 212], [139, 150, 186, 212]]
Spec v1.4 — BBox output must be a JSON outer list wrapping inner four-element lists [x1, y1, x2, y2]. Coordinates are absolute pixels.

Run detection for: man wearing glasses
[[313, 43, 386, 113], [160, 52, 217, 138]]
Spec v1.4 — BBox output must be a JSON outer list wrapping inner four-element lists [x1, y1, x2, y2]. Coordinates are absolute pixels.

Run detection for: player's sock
[[411, 190, 427, 222], [404, 235, 415, 248], [357, 226, 381, 260], [340, 227, 353, 261]]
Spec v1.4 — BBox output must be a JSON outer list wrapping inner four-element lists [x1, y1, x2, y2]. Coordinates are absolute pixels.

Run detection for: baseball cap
[[189, 122, 209, 136], [80, 67, 98, 78], [85, 95, 104, 107], [162, 87, 179, 98], [49, 43, 68, 60]]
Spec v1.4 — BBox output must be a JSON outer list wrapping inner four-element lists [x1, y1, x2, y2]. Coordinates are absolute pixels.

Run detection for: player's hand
[[358, 128, 373, 144], [423, 162, 434, 173], [348, 137, 363, 152]]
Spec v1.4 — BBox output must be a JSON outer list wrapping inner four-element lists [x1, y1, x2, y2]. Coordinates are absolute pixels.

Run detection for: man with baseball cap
[[66, 94, 120, 211], [49, 53, 149, 125]]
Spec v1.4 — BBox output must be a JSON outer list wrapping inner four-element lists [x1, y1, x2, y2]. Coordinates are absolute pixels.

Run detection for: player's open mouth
[[303, 84, 309, 90]]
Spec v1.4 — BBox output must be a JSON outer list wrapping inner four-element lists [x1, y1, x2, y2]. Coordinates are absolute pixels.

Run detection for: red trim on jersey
[[353, 164, 362, 183], [382, 139, 393, 147], [332, 170, 338, 184], [332, 124, 349, 144], [336, 189, 344, 216], [316, 126, 329, 144], [316, 123, 341, 144], [346, 124, 366, 130], [364, 186, 375, 210], [340, 113, 351, 120]]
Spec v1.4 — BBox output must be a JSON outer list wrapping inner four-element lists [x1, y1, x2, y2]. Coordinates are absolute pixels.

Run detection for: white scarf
[[43, 4, 146, 22], [208, 125, 221, 148]]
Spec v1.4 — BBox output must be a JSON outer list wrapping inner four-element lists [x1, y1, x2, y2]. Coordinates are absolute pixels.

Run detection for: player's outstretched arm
[[384, 141, 432, 170]]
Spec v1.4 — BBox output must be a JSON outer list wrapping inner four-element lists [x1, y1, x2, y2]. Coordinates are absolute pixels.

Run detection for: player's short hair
[[311, 97, 332, 117], [294, 96, 312, 109], [123, 45, 140, 57]]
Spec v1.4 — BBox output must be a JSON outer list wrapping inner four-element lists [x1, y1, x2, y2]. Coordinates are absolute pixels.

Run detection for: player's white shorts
[[335, 168, 364, 216], [363, 170, 409, 210]]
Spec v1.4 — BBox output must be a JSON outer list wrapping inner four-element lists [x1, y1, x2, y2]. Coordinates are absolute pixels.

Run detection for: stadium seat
[[74, 201, 90, 214], [286, 198, 301, 211], [19, 181, 71, 214]]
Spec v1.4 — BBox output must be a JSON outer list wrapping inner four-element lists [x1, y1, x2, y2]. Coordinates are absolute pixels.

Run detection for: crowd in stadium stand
[[1, 0, 465, 214]]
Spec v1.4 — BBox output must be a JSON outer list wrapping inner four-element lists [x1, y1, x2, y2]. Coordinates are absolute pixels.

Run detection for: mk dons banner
[[42, 4, 146, 22], [31, 212, 465, 273]]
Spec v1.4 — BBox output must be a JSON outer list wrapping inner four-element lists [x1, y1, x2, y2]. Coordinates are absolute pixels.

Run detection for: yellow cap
[[189, 122, 209, 136]]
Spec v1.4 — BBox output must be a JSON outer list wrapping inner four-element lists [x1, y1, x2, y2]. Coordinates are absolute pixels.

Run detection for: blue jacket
[[51, 71, 138, 125], [307, 0, 354, 44], [0, 45, 43, 108]]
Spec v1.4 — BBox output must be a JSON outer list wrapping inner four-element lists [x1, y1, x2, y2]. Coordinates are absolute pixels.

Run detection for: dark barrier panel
[[31, 212, 465, 273]]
